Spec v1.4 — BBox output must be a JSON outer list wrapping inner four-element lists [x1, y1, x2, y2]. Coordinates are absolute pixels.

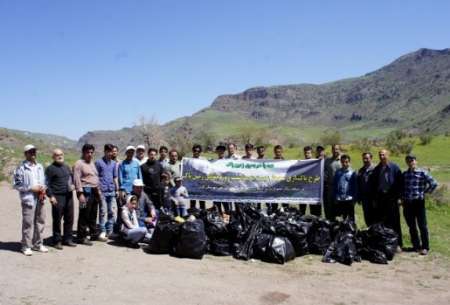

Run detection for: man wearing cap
[[135, 145, 148, 165], [130, 179, 156, 229], [13, 145, 48, 256], [95, 144, 119, 240], [73, 144, 101, 245], [402, 155, 438, 255], [369, 149, 403, 251], [118, 146, 142, 200], [45, 148, 77, 249]]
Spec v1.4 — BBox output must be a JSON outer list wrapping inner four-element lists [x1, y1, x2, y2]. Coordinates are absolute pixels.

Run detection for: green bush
[[419, 134, 433, 145]]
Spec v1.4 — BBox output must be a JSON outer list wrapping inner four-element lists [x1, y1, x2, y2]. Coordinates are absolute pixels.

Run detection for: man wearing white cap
[[118, 146, 142, 199], [130, 178, 156, 229], [13, 145, 48, 256], [135, 145, 148, 165]]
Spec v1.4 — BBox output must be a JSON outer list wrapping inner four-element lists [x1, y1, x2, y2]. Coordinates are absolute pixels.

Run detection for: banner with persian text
[[181, 158, 323, 204]]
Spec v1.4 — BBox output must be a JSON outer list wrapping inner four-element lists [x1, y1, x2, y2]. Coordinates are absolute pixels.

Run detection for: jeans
[[403, 199, 429, 250], [99, 192, 117, 234], [124, 227, 148, 243], [21, 201, 46, 249], [176, 204, 187, 217], [52, 192, 74, 243]]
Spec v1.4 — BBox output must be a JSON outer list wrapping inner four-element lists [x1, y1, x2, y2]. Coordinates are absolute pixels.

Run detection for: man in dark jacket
[[141, 148, 164, 209], [370, 149, 403, 251], [45, 149, 77, 249], [357, 152, 376, 226]]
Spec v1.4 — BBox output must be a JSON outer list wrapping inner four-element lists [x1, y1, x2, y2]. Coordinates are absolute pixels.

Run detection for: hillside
[[78, 48, 450, 148]]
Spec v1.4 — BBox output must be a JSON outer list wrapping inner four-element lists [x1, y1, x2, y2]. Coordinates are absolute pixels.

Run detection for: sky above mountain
[[1, 0, 449, 139]]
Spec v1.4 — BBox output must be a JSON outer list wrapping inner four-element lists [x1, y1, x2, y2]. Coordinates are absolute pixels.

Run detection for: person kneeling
[[121, 195, 149, 247]]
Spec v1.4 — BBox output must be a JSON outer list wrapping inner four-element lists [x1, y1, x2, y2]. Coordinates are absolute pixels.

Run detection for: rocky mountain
[[78, 48, 450, 148]]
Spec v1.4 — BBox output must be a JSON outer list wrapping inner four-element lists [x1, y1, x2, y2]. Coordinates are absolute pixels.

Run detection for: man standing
[[333, 155, 357, 221], [13, 145, 48, 256], [242, 143, 255, 159], [95, 144, 119, 240], [213, 145, 230, 214], [135, 145, 148, 165], [167, 149, 181, 185], [300, 146, 322, 217], [159, 146, 170, 170], [402, 155, 437, 255], [118, 146, 142, 199], [227, 143, 241, 160], [324, 144, 342, 221], [45, 149, 76, 249], [256, 145, 266, 159], [357, 152, 376, 226], [141, 148, 164, 210], [190, 144, 206, 210], [315, 145, 326, 160], [73, 144, 100, 246], [370, 149, 403, 251], [268, 145, 286, 213]]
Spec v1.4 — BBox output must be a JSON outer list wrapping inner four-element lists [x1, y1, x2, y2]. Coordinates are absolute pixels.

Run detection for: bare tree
[[136, 115, 164, 148]]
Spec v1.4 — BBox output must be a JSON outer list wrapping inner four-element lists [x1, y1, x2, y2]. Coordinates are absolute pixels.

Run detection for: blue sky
[[1, 0, 449, 139]]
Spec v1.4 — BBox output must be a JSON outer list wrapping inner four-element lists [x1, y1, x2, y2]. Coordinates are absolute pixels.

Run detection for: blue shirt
[[118, 159, 142, 193], [333, 167, 358, 202], [402, 168, 438, 201], [95, 157, 117, 193]]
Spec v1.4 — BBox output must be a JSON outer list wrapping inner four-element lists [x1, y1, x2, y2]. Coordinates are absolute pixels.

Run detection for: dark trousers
[[335, 200, 355, 221], [323, 186, 335, 221], [299, 204, 322, 217], [377, 193, 403, 247], [361, 198, 377, 227], [190, 200, 206, 210], [403, 199, 429, 250], [213, 201, 230, 214], [77, 191, 99, 240], [52, 193, 74, 243]]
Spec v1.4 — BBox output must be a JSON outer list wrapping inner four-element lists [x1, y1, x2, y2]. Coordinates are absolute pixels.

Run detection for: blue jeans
[[124, 227, 148, 243], [99, 192, 117, 234], [177, 205, 187, 217]]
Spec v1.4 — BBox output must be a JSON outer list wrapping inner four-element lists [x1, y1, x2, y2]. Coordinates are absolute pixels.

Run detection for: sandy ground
[[1, 182, 449, 305]]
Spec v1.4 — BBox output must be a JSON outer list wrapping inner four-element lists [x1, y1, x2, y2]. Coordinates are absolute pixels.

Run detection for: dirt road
[[0, 182, 449, 305]]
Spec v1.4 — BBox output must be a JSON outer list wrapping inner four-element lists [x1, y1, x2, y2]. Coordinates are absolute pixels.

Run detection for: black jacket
[[369, 162, 403, 200], [141, 160, 163, 194]]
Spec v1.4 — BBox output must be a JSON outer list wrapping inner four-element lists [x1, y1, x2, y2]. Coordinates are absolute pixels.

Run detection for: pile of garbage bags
[[146, 205, 399, 265]]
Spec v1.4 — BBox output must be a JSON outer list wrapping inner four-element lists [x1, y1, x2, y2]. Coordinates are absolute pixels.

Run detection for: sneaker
[[63, 240, 77, 247], [419, 249, 429, 256], [22, 248, 33, 256], [54, 242, 63, 250], [32, 245, 49, 253], [97, 232, 108, 242], [78, 238, 93, 246]]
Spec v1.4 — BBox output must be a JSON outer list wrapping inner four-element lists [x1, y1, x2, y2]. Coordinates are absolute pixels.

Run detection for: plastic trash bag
[[209, 239, 232, 256], [307, 218, 332, 255], [366, 223, 398, 260], [148, 221, 180, 254], [275, 220, 311, 257], [252, 233, 273, 259], [234, 222, 261, 261], [174, 219, 207, 259], [204, 211, 229, 240], [322, 232, 358, 266], [262, 236, 296, 264]]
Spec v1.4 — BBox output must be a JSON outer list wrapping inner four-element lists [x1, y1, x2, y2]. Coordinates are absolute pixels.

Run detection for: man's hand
[[78, 193, 86, 204], [49, 196, 58, 206], [144, 217, 154, 224], [31, 185, 41, 193]]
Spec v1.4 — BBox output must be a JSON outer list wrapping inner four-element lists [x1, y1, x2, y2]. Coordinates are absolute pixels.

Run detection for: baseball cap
[[136, 145, 146, 151], [174, 176, 183, 182], [24, 144, 36, 152], [133, 179, 144, 187], [126, 145, 136, 152]]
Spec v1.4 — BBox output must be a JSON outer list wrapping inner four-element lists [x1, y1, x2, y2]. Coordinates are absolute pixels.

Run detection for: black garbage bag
[[234, 222, 261, 260], [358, 246, 388, 264], [274, 220, 310, 257], [174, 219, 207, 259], [262, 236, 296, 264], [148, 221, 180, 254], [252, 233, 273, 259], [209, 239, 232, 256], [187, 207, 203, 219], [322, 232, 358, 266], [204, 211, 229, 240], [368, 223, 398, 260], [307, 218, 332, 255]]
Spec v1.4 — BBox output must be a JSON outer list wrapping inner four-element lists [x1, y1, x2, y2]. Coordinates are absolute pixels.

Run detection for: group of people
[[13, 141, 437, 257]]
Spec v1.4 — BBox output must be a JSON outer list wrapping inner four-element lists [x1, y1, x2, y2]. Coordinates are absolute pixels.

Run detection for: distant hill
[[77, 48, 450, 148]]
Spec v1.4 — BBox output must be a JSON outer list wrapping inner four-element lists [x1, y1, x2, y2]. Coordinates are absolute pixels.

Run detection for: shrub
[[428, 185, 449, 206], [320, 131, 342, 146], [419, 134, 433, 145]]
